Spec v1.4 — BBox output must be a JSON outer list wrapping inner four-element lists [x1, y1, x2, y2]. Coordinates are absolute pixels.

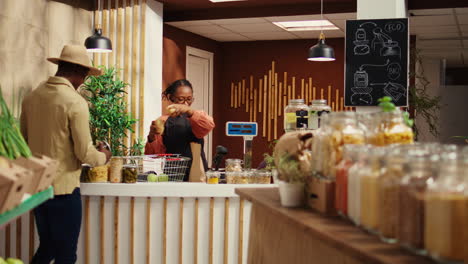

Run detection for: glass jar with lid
[[310, 114, 331, 178], [425, 146, 466, 263], [335, 144, 359, 217], [397, 144, 449, 253], [308, 99, 331, 130], [206, 170, 220, 184], [364, 112, 386, 146], [360, 147, 386, 233], [347, 145, 369, 226], [324, 112, 365, 179], [284, 99, 309, 132], [109, 157, 124, 183], [376, 145, 410, 243], [225, 159, 243, 172], [381, 111, 414, 145]]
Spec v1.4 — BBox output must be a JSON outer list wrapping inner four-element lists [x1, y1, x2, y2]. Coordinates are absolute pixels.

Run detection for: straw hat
[[47, 45, 102, 76]]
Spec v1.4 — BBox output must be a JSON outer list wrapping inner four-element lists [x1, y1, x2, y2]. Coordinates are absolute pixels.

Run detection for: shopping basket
[[140, 154, 191, 182]]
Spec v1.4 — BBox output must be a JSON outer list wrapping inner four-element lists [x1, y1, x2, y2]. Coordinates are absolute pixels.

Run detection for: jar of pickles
[[308, 99, 331, 130], [225, 159, 243, 172], [360, 147, 386, 233], [284, 99, 309, 132], [122, 164, 138, 183], [425, 147, 466, 263]]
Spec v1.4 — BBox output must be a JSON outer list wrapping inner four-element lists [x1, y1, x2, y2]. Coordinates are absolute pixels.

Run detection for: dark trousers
[[31, 188, 82, 264]]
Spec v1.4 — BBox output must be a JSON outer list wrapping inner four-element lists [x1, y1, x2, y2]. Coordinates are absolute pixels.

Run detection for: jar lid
[[289, 99, 305, 104], [312, 99, 327, 105]]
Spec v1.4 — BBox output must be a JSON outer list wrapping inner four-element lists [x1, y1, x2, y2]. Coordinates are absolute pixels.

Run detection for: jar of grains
[[360, 147, 386, 234], [425, 147, 466, 263]]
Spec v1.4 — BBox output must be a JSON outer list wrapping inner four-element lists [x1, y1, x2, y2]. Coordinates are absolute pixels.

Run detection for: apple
[[147, 173, 157, 182], [6, 258, 23, 264], [158, 174, 169, 182]]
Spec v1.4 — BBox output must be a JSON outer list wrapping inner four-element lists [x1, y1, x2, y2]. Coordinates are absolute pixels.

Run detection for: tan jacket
[[20, 76, 106, 195]]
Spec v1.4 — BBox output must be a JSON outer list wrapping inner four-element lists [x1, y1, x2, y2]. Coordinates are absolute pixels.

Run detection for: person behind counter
[[20, 45, 112, 264], [145, 79, 215, 181]]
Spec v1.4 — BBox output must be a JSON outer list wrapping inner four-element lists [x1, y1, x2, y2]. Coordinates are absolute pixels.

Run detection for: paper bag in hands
[[189, 142, 206, 182]]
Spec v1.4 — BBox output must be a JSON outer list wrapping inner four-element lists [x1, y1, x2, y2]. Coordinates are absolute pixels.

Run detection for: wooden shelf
[[235, 188, 435, 264], [0, 187, 53, 229]]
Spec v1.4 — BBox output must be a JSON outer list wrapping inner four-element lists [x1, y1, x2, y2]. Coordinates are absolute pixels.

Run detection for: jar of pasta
[[381, 111, 414, 145], [425, 147, 466, 263], [325, 112, 365, 179], [284, 99, 309, 132], [308, 99, 331, 130], [225, 159, 243, 172]]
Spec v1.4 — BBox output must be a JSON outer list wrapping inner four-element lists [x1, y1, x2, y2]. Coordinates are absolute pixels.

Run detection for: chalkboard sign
[[345, 18, 408, 106]]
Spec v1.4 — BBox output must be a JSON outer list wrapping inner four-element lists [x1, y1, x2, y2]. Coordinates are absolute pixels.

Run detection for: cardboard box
[[305, 177, 337, 215], [0, 163, 31, 214], [12, 155, 58, 194]]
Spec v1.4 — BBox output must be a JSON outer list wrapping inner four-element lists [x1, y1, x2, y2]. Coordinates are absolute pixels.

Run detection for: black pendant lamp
[[85, 0, 112, 53], [307, 0, 335, 62]]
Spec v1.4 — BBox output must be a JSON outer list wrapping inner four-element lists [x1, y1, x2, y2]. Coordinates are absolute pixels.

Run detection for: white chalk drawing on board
[[387, 62, 402, 80], [372, 27, 401, 59], [353, 22, 377, 56], [371, 82, 406, 101], [384, 21, 406, 33], [350, 60, 390, 105]]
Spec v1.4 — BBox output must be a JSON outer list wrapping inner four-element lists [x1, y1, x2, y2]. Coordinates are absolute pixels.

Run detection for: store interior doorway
[[186, 46, 214, 166]]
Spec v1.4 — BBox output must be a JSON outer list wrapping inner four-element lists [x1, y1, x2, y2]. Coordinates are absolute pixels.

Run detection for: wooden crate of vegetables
[[12, 155, 58, 194], [0, 158, 31, 214], [0, 86, 56, 212]]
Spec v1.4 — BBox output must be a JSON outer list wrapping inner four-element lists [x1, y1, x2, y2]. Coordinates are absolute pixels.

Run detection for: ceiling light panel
[[209, 0, 247, 2], [273, 20, 339, 31]]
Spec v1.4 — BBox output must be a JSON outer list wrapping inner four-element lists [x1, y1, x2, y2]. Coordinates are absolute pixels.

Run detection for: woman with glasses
[[144, 79, 215, 181]]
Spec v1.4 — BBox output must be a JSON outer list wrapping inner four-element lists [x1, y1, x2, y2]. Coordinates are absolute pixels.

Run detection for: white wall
[[143, 0, 163, 138]]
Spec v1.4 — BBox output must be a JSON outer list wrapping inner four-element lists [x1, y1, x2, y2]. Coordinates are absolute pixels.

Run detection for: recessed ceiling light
[[209, 0, 247, 2], [273, 20, 339, 31]]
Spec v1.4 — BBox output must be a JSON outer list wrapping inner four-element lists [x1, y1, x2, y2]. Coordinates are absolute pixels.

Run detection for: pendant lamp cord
[[319, 0, 325, 40], [97, 0, 102, 29]]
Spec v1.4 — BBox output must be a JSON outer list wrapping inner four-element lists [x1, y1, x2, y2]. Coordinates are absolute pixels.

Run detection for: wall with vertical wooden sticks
[[92, 0, 148, 145], [214, 39, 347, 167]]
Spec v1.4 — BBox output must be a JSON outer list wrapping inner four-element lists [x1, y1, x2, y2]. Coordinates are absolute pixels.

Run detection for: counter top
[[235, 188, 435, 264], [80, 182, 276, 197]]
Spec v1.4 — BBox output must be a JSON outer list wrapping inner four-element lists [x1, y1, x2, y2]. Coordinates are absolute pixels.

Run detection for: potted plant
[[273, 132, 314, 207], [80, 66, 139, 183]]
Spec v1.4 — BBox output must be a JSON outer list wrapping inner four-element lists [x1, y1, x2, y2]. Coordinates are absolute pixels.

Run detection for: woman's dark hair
[[162, 79, 193, 101]]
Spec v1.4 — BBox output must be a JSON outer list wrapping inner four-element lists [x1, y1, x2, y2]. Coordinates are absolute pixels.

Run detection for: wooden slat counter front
[[235, 188, 436, 264]]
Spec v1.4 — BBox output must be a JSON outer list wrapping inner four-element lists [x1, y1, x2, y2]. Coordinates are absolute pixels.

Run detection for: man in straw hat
[[20, 44, 111, 264]]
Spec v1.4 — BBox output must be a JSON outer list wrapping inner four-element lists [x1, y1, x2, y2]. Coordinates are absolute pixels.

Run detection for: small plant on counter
[[81, 66, 138, 156]]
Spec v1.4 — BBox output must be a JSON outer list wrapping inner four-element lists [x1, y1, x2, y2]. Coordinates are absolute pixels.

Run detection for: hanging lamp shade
[[308, 33, 335, 61], [85, 28, 112, 53]]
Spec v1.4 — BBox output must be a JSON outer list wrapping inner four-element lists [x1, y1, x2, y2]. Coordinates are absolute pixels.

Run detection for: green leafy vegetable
[[0, 85, 32, 159]]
